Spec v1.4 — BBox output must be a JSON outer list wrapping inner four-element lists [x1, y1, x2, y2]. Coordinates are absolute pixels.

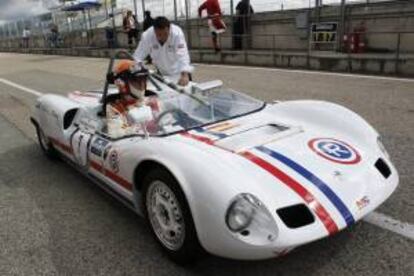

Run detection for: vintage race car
[[31, 51, 398, 263]]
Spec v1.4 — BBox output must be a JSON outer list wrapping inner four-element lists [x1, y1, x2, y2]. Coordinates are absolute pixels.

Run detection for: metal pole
[[395, 32, 401, 75], [246, 0, 251, 49], [339, 0, 346, 52], [104, 0, 108, 18], [230, 0, 234, 17], [141, 0, 146, 21], [133, 0, 138, 19], [184, 0, 191, 47], [88, 9, 92, 30], [111, 0, 118, 47], [316, 0, 321, 23], [82, 9, 90, 46], [173, 0, 178, 22]]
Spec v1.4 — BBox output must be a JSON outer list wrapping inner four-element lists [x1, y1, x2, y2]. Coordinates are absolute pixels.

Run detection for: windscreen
[[151, 87, 265, 135]]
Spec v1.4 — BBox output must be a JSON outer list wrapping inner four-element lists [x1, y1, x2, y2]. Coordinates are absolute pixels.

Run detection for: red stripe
[[89, 160, 133, 192], [180, 132, 215, 145], [179, 132, 338, 235], [240, 151, 338, 234], [49, 137, 73, 155]]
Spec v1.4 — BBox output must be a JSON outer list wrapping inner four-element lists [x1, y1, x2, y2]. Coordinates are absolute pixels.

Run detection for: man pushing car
[[133, 17, 193, 86]]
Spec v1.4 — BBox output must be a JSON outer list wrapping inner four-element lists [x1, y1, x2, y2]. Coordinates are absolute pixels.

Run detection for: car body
[[31, 53, 398, 262]]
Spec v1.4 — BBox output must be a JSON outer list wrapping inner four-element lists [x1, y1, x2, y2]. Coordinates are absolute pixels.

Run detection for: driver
[[107, 60, 161, 137]]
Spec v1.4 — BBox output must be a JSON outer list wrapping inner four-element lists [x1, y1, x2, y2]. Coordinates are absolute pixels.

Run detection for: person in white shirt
[[133, 17, 193, 86], [22, 27, 31, 48]]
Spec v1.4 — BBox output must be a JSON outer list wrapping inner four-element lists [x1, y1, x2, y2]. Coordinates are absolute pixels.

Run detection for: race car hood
[[180, 101, 398, 236]]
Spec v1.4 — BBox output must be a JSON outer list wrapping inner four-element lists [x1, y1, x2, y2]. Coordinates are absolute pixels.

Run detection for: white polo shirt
[[133, 24, 193, 81]]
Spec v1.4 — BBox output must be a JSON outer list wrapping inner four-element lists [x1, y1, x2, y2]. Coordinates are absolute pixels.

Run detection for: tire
[[142, 168, 204, 264], [36, 126, 58, 159]]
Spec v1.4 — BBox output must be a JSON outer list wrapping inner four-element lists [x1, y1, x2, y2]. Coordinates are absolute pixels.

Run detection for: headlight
[[377, 136, 390, 159], [226, 194, 256, 232], [225, 194, 278, 245]]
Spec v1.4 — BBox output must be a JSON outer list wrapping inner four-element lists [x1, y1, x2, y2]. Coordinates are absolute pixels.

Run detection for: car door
[[88, 134, 136, 201], [70, 112, 101, 169]]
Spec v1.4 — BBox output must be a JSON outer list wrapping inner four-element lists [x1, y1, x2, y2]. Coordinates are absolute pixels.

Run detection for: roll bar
[[101, 49, 135, 116]]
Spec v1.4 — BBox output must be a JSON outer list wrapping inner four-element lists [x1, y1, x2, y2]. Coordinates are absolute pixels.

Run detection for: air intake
[[375, 158, 391, 179], [277, 204, 315, 229]]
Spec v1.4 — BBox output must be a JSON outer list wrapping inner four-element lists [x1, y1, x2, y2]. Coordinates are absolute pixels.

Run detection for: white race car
[[31, 51, 398, 263]]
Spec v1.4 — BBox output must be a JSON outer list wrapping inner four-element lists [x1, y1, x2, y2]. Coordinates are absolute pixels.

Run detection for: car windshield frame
[[151, 87, 267, 137]]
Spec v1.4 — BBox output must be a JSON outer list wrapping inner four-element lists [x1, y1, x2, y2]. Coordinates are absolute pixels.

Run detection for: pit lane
[[0, 53, 412, 275]]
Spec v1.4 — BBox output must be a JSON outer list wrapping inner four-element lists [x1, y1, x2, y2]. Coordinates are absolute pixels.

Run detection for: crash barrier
[[1, 47, 413, 77], [3, 28, 413, 76]]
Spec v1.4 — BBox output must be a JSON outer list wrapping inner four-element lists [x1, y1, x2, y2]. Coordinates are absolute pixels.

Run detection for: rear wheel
[[143, 168, 203, 264], [36, 126, 58, 159]]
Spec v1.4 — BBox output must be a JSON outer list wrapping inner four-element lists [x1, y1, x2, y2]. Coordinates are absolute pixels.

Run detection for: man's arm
[[175, 28, 193, 85], [198, 2, 207, 17], [133, 32, 150, 64]]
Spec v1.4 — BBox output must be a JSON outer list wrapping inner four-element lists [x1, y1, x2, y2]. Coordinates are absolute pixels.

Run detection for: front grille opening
[[277, 204, 315, 229], [375, 158, 391, 179]]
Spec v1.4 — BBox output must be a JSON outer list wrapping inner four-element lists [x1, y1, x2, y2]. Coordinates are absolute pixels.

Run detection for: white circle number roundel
[[308, 138, 361, 165]]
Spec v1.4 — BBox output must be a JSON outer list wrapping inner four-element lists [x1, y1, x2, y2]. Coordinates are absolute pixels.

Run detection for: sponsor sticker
[[109, 150, 120, 173], [308, 138, 361, 164], [91, 137, 109, 157], [206, 122, 238, 132], [356, 196, 370, 210]]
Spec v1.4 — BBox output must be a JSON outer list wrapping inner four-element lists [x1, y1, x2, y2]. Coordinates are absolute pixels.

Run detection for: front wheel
[[36, 126, 58, 159], [143, 168, 203, 264]]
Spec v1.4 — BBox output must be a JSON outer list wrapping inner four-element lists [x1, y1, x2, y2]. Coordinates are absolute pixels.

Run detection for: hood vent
[[375, 158, 391, 179], [276, 204, 315, 229], [215, 124, 301, 152]]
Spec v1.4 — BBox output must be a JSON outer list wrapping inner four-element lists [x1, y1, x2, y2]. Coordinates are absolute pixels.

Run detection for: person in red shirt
[[198, 0, 226, 53]]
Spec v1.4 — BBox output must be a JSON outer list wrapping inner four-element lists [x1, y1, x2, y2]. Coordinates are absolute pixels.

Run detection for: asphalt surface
[[0, 53, 413, 276]]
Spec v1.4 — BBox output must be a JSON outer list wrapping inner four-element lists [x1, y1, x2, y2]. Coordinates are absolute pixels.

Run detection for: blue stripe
[[194, 127, 228, 139], [256, 146, 355, 226]]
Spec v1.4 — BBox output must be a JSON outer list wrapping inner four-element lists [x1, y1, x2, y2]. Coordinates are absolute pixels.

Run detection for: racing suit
[[133, 24, 193, 82], [106, 93, 161, 137]]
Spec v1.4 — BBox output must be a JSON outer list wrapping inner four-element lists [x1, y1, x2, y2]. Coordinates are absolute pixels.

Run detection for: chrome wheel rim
[[146, 180, 185, 251]]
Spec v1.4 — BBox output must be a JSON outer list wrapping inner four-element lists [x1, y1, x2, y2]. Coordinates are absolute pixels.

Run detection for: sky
[[0, 0, 56, 24]]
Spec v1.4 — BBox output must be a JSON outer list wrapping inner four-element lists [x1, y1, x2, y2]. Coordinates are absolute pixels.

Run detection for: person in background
[[133, 17, 193, 86], [143, 11, 155, 64], [198, 0, 226, 53], [22, 27, 31, 48], [104, 13, 116, 48], [49, 23, 59, 48], [123, 10, 139, 48], [233, 0, 254, 50], [143, 10, 154, 32]]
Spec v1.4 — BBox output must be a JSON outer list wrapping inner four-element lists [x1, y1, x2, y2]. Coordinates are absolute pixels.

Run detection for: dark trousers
[[105, 28, 116, 48], [127, 29, 139, 46]]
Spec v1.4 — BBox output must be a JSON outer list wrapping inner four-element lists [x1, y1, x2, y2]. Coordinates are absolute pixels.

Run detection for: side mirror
[[127, 106, 153, 124], [192, 80, 223, 94]]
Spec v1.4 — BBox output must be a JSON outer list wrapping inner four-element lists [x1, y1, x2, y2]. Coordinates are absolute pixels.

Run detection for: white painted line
[[194, 63, 414, 83], [0, 78, 44, 97], [363, 211, 414, 241]]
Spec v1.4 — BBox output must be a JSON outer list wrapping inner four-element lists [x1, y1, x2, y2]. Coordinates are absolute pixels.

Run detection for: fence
[[0, 0, 390, 40]]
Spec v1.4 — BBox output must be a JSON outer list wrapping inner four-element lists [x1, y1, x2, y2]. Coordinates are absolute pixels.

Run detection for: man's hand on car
[[178, 72, 190, 86]]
